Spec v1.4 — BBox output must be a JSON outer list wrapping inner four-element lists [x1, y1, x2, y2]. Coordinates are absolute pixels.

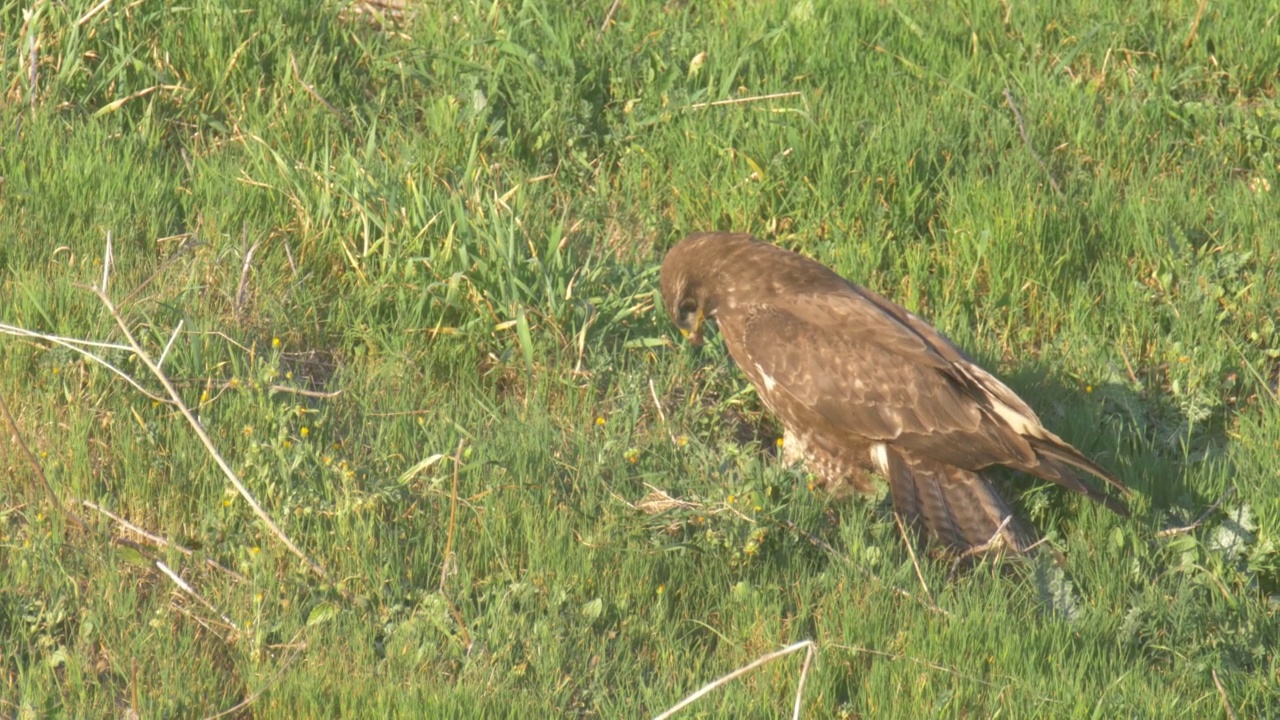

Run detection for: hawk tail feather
[[884, 448, 1036, 554], [1025, 437, 1132, 517]]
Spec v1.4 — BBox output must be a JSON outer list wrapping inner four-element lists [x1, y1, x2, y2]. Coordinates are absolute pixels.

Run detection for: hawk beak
[[681, 310, 705, 346]]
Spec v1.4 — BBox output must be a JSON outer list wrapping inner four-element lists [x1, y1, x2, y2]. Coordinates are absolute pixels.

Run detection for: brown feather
[[885, 446, 1037, 552], [660, 232, 1131, 554]]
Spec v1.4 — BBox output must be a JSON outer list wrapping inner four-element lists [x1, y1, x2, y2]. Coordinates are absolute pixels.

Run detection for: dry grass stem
[[101, 231, 113, 293], [894, 513, 939, 611], [83, 240, 334, 590], [596, 0, 622, 42], [0, 391, 85, 530], [289, 52, 354, 131], [688, 90, 803, 110], [1002, 87, 1064, 197], [266, 384, 342, 399], [155, 560, 238, 630], [791, 642, 816, 720], [235, 227, 262, 319], [0, 322, 171, 403], [82, 500, 246, 583], [202, 629, 309, 720], [75, 0, 113, 26], [1212, 669, 1239, 720], [947, 515, 1021, 580], [1155, 488, 1236, 539], [653, 639, 816, 720], [438, 438, 473, 651], [157, 319, 184, 370], [832, 644, 1060, 705], [959, 514, 1016, 558], [648, 377, 668, 425], [28, 30, 37, 110], [1184, 0, 1210, 49], [439, 439, 466, 591]]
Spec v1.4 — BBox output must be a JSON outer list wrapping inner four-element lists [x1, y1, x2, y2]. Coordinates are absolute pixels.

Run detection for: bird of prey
[[659, 232, 1130, 554]]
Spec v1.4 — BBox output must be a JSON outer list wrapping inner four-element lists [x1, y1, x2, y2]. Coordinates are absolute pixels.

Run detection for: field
[[3, 0, 1279, 716]]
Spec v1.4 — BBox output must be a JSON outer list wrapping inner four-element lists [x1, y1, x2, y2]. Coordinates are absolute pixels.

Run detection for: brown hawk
[[659, 232, 1130, 553]]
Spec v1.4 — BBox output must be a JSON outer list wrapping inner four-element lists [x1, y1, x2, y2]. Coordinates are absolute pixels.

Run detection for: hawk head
[[659, 233, 729, 346]]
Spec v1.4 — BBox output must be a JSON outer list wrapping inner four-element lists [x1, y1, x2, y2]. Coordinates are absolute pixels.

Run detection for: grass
[[2, 0, 1278, 716]]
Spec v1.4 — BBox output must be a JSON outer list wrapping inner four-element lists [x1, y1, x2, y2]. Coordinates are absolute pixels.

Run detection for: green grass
[[2, 0, 1279, 716]]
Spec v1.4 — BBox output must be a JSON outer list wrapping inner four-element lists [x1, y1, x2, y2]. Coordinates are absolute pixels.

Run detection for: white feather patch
[[869, 443, 890, 474], [754, 363, 777, 392], [991, 397, 1037, 436]]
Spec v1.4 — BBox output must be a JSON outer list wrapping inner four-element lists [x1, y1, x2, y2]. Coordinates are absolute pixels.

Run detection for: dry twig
[[1117, 344, 1140, 385], [634, 485, 703, 515], [267, 383, 341, 399], [958, 514, 1017, 558]]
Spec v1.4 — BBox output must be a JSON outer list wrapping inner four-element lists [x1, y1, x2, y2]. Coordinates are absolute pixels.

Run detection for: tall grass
[[2, 0, 1277, 716]]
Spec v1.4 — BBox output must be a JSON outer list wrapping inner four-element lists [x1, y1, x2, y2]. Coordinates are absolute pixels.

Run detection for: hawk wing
[[733, 285, 1128, 513], [736, 291, 1023, 466]]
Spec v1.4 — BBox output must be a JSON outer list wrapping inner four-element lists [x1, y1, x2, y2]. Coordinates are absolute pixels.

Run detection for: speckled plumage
[[660, 232, 1131, 554]]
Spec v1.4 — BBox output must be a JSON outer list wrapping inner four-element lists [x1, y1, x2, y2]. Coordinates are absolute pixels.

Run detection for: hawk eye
[[678, 299, 698, 322]]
